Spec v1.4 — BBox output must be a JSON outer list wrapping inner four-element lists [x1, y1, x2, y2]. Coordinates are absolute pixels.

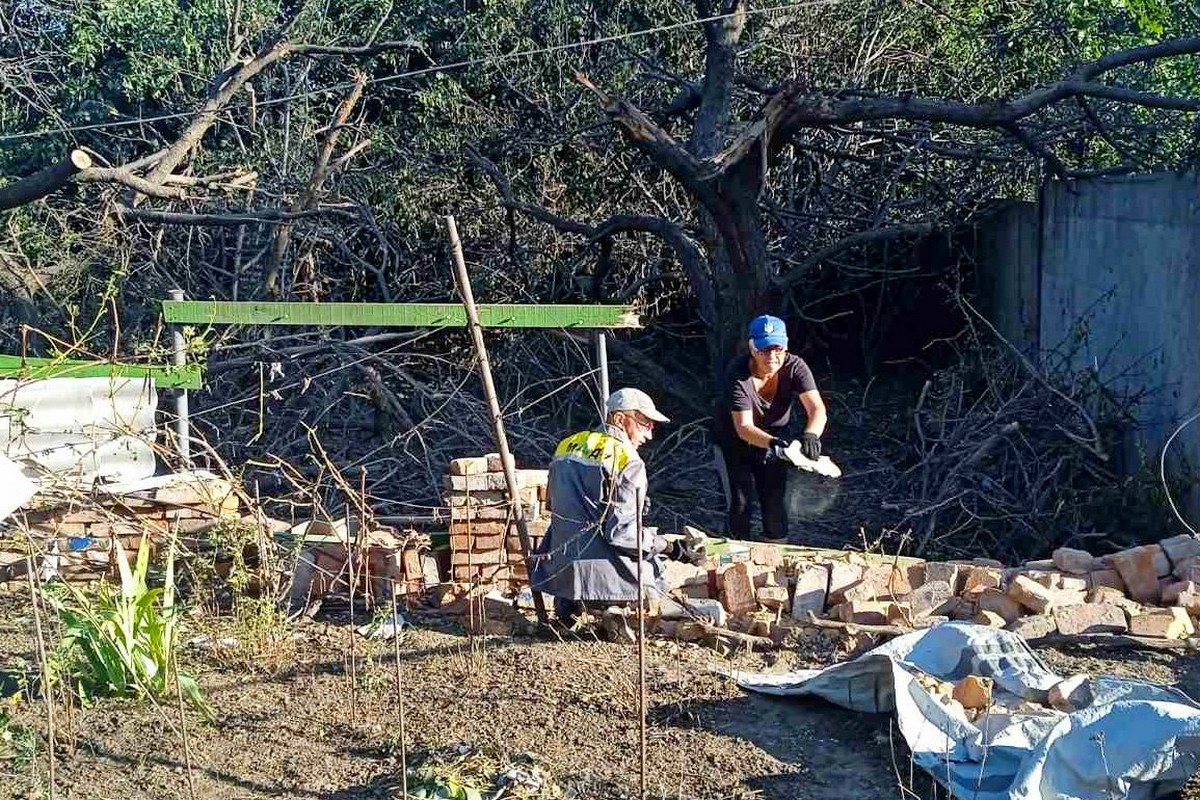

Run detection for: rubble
[[429, 456, 1200, 654]]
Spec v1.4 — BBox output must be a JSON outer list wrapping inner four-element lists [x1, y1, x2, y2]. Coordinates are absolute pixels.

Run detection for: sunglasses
[[754, 346, 786, 355]]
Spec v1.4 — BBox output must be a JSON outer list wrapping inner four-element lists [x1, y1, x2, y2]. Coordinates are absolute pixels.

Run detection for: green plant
[[0, 703, 36, 770], [44, 534, 212, 717]]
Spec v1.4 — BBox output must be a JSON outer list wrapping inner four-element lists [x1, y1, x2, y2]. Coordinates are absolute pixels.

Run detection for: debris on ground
[[733, 622, 1200, 799]]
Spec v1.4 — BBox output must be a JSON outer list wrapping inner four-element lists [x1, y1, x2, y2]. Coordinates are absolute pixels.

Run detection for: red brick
[[1052, 547, 1098, 575], [978, 588, 1023, 623], [451, 549, 505, 566], [1129, 607, 1194, 639], [837, 601, 893, 625], [1053, 603, 1127, 635], [791, 565, 828, 620], [719, 562, 757, 615], [1008, 575, 1055, 613], [750, 544, 784, 568], [1088, 569, 1126, 592], [1108, 545, 1169, 604], [756, 585, 790, 611]]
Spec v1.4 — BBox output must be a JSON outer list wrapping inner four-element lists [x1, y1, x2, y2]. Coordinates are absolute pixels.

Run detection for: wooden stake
[[445, 214, 548, 625], [391, 589, 408, 800], [24, 553, 55, 800], [172, 660, 199, 800]]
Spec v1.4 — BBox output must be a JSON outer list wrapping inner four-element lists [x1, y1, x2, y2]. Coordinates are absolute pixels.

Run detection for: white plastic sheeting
[[0, 376, 158, 485], [734, 622, 1200, 800]]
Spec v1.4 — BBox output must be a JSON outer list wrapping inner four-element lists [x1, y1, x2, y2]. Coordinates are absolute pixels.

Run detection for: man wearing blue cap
[[713, 315, 828, 542]]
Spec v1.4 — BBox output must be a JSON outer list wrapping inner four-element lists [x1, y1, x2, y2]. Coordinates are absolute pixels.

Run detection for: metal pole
[[168, 289, 191, 465], [634, 489, 648, 800], [596, 332, 610, 425], [444, 215, 549, 626]]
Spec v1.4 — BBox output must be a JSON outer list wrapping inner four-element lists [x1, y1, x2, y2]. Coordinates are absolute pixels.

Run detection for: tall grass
[[44, 534, 211, 717]]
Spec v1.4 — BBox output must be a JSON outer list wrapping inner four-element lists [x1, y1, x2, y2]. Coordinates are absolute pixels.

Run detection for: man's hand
[[659, 532, 708, 566], [799, 432, 822, 461]]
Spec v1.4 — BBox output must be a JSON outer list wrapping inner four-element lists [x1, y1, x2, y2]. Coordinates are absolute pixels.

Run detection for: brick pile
[[445, 453, 549, 592], [290, 522, 428, 609], [653, 532, 1200, 647], [0, 475, 240, 582]]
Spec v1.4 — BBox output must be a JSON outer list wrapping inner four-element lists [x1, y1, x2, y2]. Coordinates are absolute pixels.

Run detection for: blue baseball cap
[[749, 315, 788, 350]]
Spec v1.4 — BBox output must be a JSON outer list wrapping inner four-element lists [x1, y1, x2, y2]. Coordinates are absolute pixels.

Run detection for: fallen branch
[[0, 150, 91, 211], [1030, 633, 1200, 652], [804, 610, 910, 637]]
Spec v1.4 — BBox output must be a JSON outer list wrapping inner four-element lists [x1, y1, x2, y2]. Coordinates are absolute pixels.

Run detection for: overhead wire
[[0, 0, 840, 144]]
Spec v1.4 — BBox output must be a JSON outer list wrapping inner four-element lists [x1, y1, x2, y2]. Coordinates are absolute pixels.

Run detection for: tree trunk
[[699, 169, 775, 390]]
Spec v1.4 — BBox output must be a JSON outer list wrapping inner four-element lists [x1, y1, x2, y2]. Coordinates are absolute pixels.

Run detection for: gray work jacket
[[530, 423, 665, 601]]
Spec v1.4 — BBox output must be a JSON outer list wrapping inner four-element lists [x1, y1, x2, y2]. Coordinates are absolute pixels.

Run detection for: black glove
[[800, 432, 822, 460], [765, 437, 789, 462], [657, 536, 707, 566]]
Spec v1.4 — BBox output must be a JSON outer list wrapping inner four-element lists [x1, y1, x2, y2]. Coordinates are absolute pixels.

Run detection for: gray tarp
[[733, 622, 1200, 799]]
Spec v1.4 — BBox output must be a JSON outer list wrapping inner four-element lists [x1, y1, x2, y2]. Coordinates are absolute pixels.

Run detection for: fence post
[[168, 289, 191, 465], [596, 332, 610, 425]]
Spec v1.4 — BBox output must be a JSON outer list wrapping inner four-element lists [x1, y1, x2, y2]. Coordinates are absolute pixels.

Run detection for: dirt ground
[[2, 590, 1200, 800]]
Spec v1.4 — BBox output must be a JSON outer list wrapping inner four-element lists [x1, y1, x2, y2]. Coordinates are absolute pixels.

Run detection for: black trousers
[[715, 437, 790, 541]]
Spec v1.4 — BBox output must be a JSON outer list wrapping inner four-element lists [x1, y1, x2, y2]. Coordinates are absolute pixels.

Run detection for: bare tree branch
[[776, 222, 936, 289], [113, 204, 359, 226]]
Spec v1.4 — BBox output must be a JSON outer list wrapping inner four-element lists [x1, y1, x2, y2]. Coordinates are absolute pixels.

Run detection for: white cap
[[605, 388, 670, 423]]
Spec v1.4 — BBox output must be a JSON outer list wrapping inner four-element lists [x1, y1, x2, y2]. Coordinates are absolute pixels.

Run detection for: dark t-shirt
[[714, 353, 817, 442]]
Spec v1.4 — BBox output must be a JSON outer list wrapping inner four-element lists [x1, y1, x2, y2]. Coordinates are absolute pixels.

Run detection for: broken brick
[[1007, 614, 1058, 641], [837, 600, 894, 625], [791, 565, 828, 620], [952, 675, 993, 709], [977, 588, 1023, 623], [720, 562, 758, 615], [755, 585, 790, 611], [923, 562, 962, 593], [1162, 580, 1195, 606], [827, 561, 865, 603], [1128, 607, 1194, 639], [972, 610, 1007, 628], [963, 566, 1003, 592], [1053, 603, 1128, 635], [1007, 575, 1056, 614], [750, 544, 784, 568], [449, 456, 490, 476], [1052, 547, 1098, 575], [908, 580, 955, 618], [1107, 545, 1170, 604]]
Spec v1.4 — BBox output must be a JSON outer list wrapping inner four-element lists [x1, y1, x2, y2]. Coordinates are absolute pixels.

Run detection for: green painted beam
[[0, 356, 203, 389], [162, 300, 641, 329]]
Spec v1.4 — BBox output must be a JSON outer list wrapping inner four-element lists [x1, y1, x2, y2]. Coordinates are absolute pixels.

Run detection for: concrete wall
[[974, 201, 1040, 354], [977, 173, 1200, 517]]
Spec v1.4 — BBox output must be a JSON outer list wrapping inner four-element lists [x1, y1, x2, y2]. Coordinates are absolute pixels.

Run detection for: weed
[[42, 533, 212, 717], [0, 703, 36, 770]]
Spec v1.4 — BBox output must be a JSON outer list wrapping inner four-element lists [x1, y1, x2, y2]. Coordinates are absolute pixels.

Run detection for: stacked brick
[[652, 532, 1200, 648], [446, 453, 549, 592], [290, 523, 428, 609], [0, 475, 240, 582]]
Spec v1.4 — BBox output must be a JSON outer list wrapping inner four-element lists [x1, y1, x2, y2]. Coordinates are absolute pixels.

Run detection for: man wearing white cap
[[531, 388, 705, 628]]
